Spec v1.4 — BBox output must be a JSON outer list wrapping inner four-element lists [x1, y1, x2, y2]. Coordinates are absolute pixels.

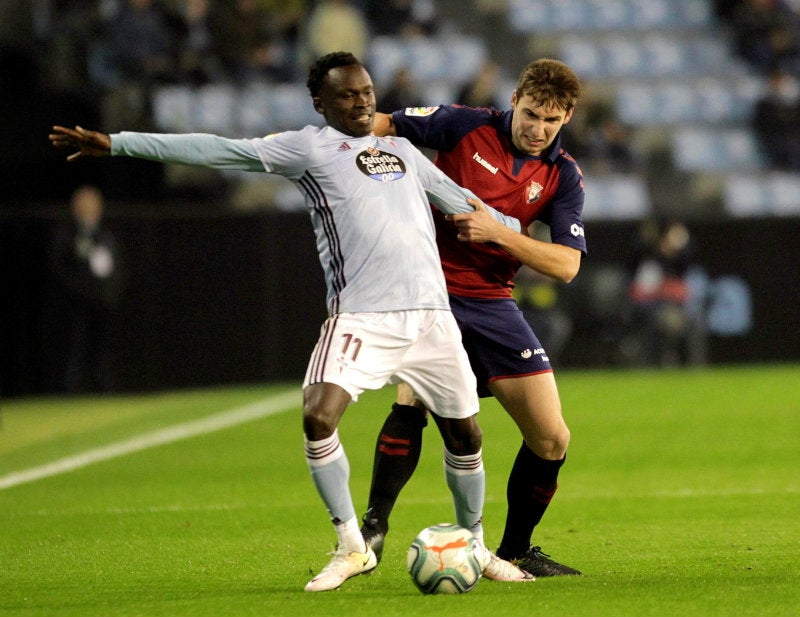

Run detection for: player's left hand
[[49, 125, 111, 162], [447, 198, 504, 243]]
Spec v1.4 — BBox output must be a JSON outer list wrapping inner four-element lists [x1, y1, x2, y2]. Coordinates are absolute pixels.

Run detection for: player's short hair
[[307, 52, 362, 98], [515, 58, 582, 112]]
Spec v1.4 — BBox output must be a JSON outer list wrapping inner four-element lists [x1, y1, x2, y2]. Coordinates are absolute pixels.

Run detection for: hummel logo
[[473, 152, 498, 174]]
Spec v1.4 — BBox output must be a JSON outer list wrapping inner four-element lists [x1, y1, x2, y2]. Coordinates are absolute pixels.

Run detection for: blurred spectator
[[300, 0, 368, 68], [209, 0, 293, 84], [565, 94, 635, 174], [752, 68, 800, 170], [728, 0, 800, 71], [455, 60, 503, 108], [89, 0, 177, 131], [35, 1, 105, 96], [364, 0, 439, 37], [257, 0, 307, 79], [49, 186, 126, 393], [376, 66, 420, 112], [166, 0, 221, 85], [622, 219, 706, 367], [95, 0, 177, 87]]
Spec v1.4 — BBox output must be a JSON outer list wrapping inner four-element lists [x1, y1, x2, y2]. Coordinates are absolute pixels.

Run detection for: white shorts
[[303, 309, 479, 419]]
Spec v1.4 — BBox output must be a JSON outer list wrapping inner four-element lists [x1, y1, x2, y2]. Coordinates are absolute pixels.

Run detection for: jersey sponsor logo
[[403, 106, 438, 117], [527, 180, 544, 203], [521, 347, 549, 361], [473, 151, 498, 174], [356, 148, 407, 182], [570, 223, 585, 238]]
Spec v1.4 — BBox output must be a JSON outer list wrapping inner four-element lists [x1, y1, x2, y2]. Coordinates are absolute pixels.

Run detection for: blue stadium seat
[[640, 33, 690, 76], [194, 84, 237, 135], [582, 174, 652, 220], [239, 81, 277, 136], [152, 85, 194, 132], [266, 84, 321, 131], [616, 77, 754, 126], [509, 0, 710, 32], [672, 127, 763, 172], [367, 35, 486, 88], [366, 36, 408, 88], [724, 173, 800, 216], [558, 37, 602, 77]]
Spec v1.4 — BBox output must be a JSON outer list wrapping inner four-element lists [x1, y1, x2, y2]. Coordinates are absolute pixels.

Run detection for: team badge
[[527, 180, 544, 203], [356, 148, 407, 182]]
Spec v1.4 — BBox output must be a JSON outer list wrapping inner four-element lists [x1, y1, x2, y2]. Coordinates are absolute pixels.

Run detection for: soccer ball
[[406, 523, 483, 594]]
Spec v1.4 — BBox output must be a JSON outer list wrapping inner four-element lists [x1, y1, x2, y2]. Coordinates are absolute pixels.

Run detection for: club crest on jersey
[[357, 148, 407, 182], [527, 180, 544, 203]]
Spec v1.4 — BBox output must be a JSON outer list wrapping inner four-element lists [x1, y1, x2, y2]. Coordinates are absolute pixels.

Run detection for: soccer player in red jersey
[[362, 58, 586, 576]]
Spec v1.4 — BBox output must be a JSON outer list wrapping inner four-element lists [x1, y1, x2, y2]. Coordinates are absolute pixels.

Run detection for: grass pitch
[[1, 366, 798, 616]]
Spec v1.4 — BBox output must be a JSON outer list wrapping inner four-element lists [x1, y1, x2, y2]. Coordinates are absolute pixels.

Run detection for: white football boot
[[304, 546, 378, 592], [474, 538, 535, 582]]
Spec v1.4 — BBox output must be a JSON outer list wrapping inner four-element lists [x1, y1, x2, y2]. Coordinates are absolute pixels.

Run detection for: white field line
[[0, 390, 300, 491]]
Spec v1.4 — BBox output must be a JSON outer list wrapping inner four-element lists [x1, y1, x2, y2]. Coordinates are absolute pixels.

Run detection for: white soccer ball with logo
[[406, 523, 483, 594]]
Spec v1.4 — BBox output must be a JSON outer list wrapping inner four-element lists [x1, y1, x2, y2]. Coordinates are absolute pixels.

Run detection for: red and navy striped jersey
[[391, 105, 587, 298]]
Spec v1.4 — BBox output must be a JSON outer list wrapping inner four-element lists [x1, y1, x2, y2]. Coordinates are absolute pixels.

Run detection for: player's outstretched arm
[[49, 125, 111, 162]]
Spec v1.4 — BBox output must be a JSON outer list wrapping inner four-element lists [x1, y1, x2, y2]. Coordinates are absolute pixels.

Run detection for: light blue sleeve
[[110, 132, 265, 171], [426, 173, 522, 233]]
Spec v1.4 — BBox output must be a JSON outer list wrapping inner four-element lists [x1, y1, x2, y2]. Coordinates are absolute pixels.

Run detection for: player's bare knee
[[529, 426, 570, 460], [446, 422, 483, 456], [302, 406, 337, 440]]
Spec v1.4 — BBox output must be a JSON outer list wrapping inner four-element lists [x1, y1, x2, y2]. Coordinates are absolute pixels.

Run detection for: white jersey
[[112, 127, 520, 315]]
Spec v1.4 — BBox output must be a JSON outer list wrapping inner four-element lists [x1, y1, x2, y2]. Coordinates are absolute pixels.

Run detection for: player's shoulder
[[555, 148, 584, 176], [395, 104, 495, 123]]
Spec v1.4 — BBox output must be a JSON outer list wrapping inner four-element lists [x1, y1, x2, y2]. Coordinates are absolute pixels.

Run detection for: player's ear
[[562, 107, 574, 125], [312, 97, 325, 114]]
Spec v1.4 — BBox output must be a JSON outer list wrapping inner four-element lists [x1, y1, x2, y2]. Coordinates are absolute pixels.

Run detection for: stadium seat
[[582, 174, 652, 220], [152, 85, 194, 132], [672, 127, 763, 172], [724, 173, 800, 216], [194, 84, 237, 135], [508, 0, 710, 32], [266, 84, 321, 131], [239, 81, 277, 136]]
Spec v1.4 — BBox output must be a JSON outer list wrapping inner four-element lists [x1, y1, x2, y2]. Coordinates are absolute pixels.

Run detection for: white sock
[[335, 516, 367, 553]]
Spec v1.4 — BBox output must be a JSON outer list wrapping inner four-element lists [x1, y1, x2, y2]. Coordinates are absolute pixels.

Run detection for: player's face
[[314, 65, 376, 137], [509, 92, 573, 156]]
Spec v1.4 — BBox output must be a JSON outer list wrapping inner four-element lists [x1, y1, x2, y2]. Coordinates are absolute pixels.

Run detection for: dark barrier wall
[[556, 219, 799, 367], [2, 211, 799, 397], [1, 209, 327, 396]]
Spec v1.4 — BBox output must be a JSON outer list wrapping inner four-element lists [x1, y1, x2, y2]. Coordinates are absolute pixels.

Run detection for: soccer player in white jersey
[[50, 52, 535, 591]]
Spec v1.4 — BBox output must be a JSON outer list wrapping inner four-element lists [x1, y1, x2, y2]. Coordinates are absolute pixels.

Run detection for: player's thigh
[[303, 312, 409, 402], [396, 310, 479, 420], [489, 372, 570, 456]]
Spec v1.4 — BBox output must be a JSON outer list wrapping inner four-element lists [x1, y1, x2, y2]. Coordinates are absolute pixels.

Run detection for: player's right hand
[[49, 125, 111, 162]]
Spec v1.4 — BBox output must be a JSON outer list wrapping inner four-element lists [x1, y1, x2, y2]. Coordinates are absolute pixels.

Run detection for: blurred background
[[1, 0, 799, 397]]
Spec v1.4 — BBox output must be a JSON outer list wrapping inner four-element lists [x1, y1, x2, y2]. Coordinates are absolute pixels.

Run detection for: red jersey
[[391, 105, 587, 298]]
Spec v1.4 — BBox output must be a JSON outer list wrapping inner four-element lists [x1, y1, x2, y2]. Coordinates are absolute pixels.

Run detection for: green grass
[[1, 365, 798, 616]]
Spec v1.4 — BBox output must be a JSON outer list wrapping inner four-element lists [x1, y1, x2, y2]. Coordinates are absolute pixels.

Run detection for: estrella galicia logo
[[356, 147, 406, 182]]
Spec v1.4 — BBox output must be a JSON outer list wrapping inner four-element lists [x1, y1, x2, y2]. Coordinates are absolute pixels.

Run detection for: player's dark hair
[[307, 52, 362, 98], [516, 58, 582, 111]]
